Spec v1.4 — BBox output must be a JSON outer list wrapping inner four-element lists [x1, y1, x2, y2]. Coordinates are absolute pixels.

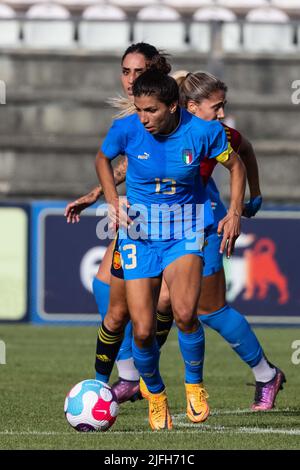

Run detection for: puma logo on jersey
[[138, 152, 150, 160]]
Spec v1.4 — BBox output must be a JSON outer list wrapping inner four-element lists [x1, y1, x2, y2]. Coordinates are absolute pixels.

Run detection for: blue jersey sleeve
[[207, 121, 231, 162], [101, 119, 127, 160]]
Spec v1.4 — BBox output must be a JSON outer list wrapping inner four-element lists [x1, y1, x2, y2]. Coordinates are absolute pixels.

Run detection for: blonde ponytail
[[171, 70, 189, 87], [106, 95, 136, 119]]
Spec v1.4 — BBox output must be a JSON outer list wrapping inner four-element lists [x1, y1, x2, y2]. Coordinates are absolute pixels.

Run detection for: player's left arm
[[238, 135, 263, 218], [217, 150, 246, 258]]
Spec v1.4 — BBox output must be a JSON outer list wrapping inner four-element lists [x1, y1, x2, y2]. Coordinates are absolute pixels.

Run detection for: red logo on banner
[[243, 239, 289, 305]]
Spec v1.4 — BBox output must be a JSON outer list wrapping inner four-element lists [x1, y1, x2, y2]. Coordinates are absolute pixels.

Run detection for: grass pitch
[[0, 324, 299, 450]]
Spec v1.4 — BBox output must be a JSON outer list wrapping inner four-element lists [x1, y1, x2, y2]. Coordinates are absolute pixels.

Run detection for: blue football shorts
[[202, 228, 224, 277], [111, 226, 224, 281], [115, 234, 204, 281]]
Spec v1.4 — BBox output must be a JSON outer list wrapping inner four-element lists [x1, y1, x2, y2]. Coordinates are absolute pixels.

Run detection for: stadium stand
[[3, 0, 35, 5], [190, 6, 240, 52], [0, 3, 20, 46], [58, 0, 103, 4], [78, 4, 130, 50], [244, 6, 295, 52], [23, 3, 75, 48], [162, 0, 216, 13], [57, 0, 104, 8], [271, 0, 300, 13], [110, 0, 160, 6], [108, 0, 160, 16], [133, 4, 187, 51], [163, 0, 215, 5], [216, 0, 269, 10], [1, 2, 300, 202]]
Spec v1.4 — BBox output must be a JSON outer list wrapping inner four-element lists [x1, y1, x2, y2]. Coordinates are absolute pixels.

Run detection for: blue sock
[[92, 277, 110, 320], [117, 322, 133, 361], [95, 371, 109, 383], [178, 323, 205, 384], [200, 305, 263, 368], [132, 340, 164, 394]]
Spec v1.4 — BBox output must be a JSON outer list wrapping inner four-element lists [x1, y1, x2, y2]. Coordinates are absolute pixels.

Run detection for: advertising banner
[[0, 203, 30, 322], [31, 201, 109, 323], [225, 211, 300, 325], [26, 204, 300, 325]]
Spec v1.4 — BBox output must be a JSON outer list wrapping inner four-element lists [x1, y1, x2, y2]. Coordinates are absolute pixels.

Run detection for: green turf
[[0, 324, 299, 450]]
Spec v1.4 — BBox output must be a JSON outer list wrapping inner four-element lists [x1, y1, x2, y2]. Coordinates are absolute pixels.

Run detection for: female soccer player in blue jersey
[[65, 43, 173, 398], [94, 70, 246, 430], [65, 53, 285, 416]]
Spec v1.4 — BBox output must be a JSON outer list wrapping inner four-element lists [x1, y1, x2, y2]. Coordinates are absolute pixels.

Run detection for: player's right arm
[[64, 155, 128, 223], [238, 135, 262, 218]]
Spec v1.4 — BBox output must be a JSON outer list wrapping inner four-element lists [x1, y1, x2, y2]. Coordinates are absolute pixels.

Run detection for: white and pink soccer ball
[[64, 379, 119, 432]]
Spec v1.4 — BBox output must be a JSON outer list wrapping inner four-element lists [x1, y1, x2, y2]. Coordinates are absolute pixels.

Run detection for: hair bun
[[149, 55, 172, 75]]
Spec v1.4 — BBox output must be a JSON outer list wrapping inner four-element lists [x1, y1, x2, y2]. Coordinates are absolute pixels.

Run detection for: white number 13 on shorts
[[122, 244, 137, 269]]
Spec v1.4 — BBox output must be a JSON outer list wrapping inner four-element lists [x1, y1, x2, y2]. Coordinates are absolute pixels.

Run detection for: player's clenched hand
[[242, 195, 262, 218], [64, 189, 101, 223], [217, 210, 241, 258], [108, 196, 132, 229]]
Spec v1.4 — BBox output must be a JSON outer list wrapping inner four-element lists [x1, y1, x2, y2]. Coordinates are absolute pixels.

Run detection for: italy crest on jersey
[[182, 149, 193, 165]]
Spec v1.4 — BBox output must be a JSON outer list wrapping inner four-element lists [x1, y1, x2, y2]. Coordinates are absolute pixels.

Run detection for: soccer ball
[[64, 379, 119, 432]]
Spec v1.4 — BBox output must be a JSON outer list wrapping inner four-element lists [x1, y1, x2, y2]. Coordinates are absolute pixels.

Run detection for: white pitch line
[[175, 423, 300, 436], [0, 428, 300, 436], [1, 425, 300, 437], [0, 409, 299, 438], [0, 431, 70, 436], [0, 429, 206, 436], [0, 430, 215, 436], [173, 408, 298, 419]]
